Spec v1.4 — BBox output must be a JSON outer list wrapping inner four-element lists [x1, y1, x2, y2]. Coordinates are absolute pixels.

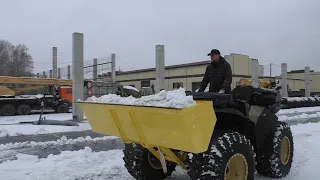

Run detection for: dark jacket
[[198, 56, 232, 93]]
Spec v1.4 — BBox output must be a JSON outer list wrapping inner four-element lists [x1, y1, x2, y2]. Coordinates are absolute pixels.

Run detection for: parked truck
[[0, 76, 142, 116]]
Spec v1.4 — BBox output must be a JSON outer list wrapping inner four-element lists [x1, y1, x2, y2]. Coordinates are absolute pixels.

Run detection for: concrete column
[[111, 54, 116, 82], [72, 32, 84, 122], [67, 65, 71, 79], [52, 47, 58, 78], [251, 59, 259, 88], [305, 66, 311, 97], [58, 68, 61, 79], [281, 63, 288, 97], [155, 45, 165, 92], [49, 70, 53, 78], [93, 58, 98, 80], [43, 71, 46, 78], [36, 73, 40, 78]]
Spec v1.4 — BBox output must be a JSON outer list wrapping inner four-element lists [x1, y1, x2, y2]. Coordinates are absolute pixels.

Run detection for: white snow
[[0, 113, 91, 137], [277, 106, 320, 115], [84, 88, 196, 109], [0, 135, 116, 151], [285, 97, 320, 102], [0, 122, 319, 179], [278, 112, 320, 121], [0, 122, 91, 137], [123, 86, 139, 92]]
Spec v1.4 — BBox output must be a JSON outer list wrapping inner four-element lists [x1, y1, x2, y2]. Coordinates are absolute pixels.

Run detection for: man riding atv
[[198, 49, 232, 94]]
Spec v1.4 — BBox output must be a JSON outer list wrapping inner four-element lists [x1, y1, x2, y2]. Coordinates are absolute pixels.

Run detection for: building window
[[141, 80, 150, 87], [173, 82, 183, 89], [192, 82, 202, 92]]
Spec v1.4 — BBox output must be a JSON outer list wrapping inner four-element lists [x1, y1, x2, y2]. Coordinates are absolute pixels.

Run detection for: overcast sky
[[1, 0, 319, 76]]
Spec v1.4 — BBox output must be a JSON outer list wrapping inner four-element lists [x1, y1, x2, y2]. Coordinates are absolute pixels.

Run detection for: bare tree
[[0, 40, 34, 77]]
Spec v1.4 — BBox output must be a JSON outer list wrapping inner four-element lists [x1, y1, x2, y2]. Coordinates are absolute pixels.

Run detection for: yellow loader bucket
[[76, 101, 217, 154]]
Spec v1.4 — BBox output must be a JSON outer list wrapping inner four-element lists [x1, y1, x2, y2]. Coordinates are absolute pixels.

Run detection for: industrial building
[[101, 53, 308, 92]]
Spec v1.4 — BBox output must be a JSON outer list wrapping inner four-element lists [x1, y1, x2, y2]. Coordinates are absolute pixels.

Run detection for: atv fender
[[214, 108, 254, 140], [249, 105, 278, 170]]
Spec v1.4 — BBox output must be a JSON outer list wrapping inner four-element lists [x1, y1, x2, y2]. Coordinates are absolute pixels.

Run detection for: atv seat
[[186, 92, 232, 108]]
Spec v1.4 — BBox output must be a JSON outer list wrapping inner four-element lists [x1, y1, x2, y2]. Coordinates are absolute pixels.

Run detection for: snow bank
[[84, 88, 196, 109], [285, 97, 320, 102], [0, 122, 91, 137], [277, 106, 320, 115], [0, 147, 186, 180], [0, 135, 116, 151], [278, 112, 320, 121], [123, 86, 139, 92]]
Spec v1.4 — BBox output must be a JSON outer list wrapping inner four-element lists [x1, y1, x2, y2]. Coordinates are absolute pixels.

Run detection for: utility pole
[[269, 63, 272, 78]]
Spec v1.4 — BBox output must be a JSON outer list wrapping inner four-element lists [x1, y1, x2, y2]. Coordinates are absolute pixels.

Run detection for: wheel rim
[[280, 136, 291, 165], [224, 153, 248, 180], [147, 152, 162, 170]]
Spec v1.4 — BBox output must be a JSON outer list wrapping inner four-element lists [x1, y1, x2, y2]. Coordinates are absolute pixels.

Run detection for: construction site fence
[[83, 81, 118, 100]]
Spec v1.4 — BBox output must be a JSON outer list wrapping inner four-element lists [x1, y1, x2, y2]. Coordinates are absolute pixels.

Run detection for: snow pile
[[277, 106, 320, 115], [0, 123, 91, 138], [84, 88, 196, 109], [278, 112, 320, 121], [0, 135, 117, 151], [0, 147, 186, 180], [123, 86, 139, 92], [285, 97, 320, 102]]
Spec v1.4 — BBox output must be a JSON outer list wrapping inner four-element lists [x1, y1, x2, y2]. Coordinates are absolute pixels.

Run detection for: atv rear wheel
[[123, 143, 176, 180], [256, 121, 294, 178], [188, 131, 255, 180]]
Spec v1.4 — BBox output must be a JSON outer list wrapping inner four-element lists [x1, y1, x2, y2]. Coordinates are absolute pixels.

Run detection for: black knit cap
[[207, 49, 221, 56]]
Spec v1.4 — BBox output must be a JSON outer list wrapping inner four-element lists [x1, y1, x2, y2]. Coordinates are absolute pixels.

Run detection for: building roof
[[288, 69, 314, 74], [108, 60, 211, 75]]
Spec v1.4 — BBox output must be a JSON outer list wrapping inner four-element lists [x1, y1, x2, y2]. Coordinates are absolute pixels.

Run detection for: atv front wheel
[[123, 143, 176, 180], [188, 131, 255, 180], [256, 121, 294, 178]]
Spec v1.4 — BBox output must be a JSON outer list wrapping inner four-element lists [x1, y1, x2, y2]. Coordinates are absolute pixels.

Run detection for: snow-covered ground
[[0, 113, 91, 137], [277, 106, 320, 115], [0, 122, 319, 180]]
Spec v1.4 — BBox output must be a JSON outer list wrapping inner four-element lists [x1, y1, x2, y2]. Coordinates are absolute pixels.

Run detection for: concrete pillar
[[111, 54, 116, 82], [305, 66, 311, 97], [251, 59, 259, 88], [58, 68, 61, 79], [36, 73, 40, 78], [52, 47, 58, 78], [43, 71, 46, 78], [49, 70, 53, 78], [72, 32, 84, 122], [281, 63, 288, 97], [93, 58, 98, 80], [67, 65, 71, 79], [155, 45, 165, 92]]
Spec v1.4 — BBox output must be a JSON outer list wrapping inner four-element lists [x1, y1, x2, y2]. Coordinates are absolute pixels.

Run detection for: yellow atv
[[76, 85, 294, 180]]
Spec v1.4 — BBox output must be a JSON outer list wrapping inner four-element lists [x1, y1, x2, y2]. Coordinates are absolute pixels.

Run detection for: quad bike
[[76, 85, 294, 180]]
